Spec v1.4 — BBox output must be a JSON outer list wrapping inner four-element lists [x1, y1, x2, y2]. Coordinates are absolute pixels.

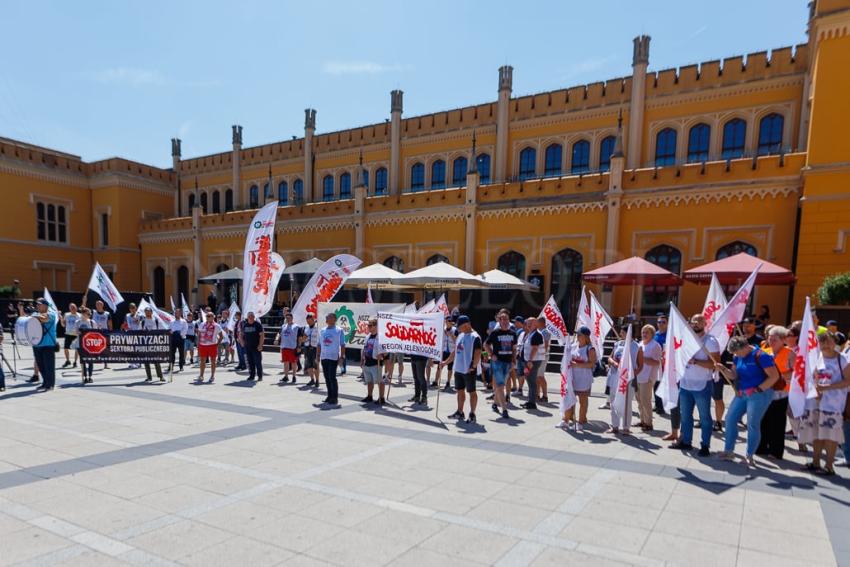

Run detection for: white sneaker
[[555, 421, 568, 430], [598, 402, 610, 410], [575, 423, 584, 432]]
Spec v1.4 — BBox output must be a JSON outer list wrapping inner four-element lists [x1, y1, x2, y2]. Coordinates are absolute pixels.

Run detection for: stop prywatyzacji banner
[[241, 202, 285, 319], [317, 302, 405, 348], [87, 262, 125, 311], [539, 295, 568, 344], [376, 311, 445, 361], [292, 254, 363, 326], [78, 330, 170, 363]]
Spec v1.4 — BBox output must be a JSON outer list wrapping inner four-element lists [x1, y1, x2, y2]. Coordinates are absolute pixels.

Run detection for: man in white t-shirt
[[670, 314, 720, 456], [61, 303, 81, 369], [92, 300, 112, 369]]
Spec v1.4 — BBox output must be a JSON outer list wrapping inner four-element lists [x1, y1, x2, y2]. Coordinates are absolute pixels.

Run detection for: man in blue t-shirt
[[21, 298, 58, 391]]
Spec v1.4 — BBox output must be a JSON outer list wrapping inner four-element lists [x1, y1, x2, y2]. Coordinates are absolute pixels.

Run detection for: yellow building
[[2, 2, 849, 323]]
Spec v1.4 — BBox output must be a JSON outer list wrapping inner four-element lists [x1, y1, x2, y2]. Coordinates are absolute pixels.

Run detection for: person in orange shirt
[[757, 326, 795, 460]]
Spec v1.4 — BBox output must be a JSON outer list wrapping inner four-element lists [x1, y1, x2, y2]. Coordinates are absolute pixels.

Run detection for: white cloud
[[93, 67, 166, 86], [321, 61, 411, 75], [689, 25, 708, 39], [562, 55, 617, 80]]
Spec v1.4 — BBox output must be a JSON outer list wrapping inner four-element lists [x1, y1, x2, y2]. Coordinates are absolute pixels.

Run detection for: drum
[[15, 316, 43, 347]]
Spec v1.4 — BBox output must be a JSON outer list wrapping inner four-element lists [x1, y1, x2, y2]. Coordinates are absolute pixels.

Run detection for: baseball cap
[[513, 315, 524, 323], [578, 326, 591, 336], [35, 298, 48, 306], [826, 320, 838, 327], [742, 316, 757, 324], [457, 315, 470, 326]]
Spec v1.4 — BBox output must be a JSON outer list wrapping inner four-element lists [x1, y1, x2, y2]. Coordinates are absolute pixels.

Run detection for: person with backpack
[[715, 335, 780, 466]]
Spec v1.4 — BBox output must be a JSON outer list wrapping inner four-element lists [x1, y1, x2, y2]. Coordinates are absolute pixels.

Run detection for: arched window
[[498, 251, 526, 279], [427, 254, 448, 265], [278, 181, 288, 206], [721, 119, 746, 160], [188, 193, 196, 210], [544, 143, 562, 176], [200, 192, 208, 214], [571, 140, 590, 174], [642, 244, 682, 315], [293, 179, 303, 203], [224, 189, 233, 211], [599, 136, 616, 172], [361, 169, 369, 191], [452, 157, 467, 186], [339, 172, 351, 199], [519, 147, 536, 180], [383, 255, 404, 273], [477, 153, 491, 184], [411, 163, 425, 191], [551, 249, 583, 327], [655, 128, 677, 166], [212, 190, 221, 213], [264, 182, 273, 201], [177, 265, 189, 301], [153, 266, 165, 307], [758, 113, 784, 155], [249, 185, 259, 208], [716, 240, 757, 260], [431, 160, 446, 189], [687, 123, 710, 163], [322, 175, 334, 201], [375, 167, 388, 195]]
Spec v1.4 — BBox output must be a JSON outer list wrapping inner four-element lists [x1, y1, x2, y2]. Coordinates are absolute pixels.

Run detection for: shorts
[[281, 348, 297, 363], [199, 344, 217, 359], [63, 335, 76, 349], [390, 353, 404, 364], [303, 347, 317, 369], [184, 336, 196, 350], [490, 360, 511, 386], [712, 379, 726, 401], [454, 371, 477, 393], [516, 358, 525, 376], [363, 365, 381, 385]]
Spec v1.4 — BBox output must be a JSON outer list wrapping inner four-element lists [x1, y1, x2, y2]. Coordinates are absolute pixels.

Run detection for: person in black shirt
[[742, 316, 765, 346], [240, 311, 265, 382], [484, 309, 517, 419]]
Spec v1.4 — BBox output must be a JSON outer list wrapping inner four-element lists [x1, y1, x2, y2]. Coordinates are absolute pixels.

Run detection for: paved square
[[1, 349, 848, 566]]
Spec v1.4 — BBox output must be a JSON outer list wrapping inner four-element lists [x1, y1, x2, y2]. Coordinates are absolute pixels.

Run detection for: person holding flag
[[563, 326, 597, 431], [604, 325, 641, 434], [669, 314, 720, 456], [609, 323, 637, 434]]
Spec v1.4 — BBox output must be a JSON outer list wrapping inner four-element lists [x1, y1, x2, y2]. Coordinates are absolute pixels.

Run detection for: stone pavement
[[1, 346, 848, 567]]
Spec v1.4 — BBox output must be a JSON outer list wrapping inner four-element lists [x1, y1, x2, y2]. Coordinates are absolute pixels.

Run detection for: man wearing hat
[[20, 298, 58, 391], [441, 315, 482, 423]]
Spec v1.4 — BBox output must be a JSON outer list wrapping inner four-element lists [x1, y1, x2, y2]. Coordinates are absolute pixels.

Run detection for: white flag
[[706, 264, 761, 352], [137, 298, 171, 327], [539, 295, 568, 345], [658, 303, 703, 412], [789, 296, 819, 418], [292, 254, 363, 326], [366, 285, 374, 304], [181, 293, 191, 314], [612, 323, 635, 419], [417, 298, 436, 314], [226, 301, 240, 331], [241, 202, 282, 319], [403, 303, 417, 314], [43, 287, 59, 314], [170, 296, 177, 314], [559, 336, 579, 413], [149, 298, 174, 325], [588, 291, 613, 356], [702, 273, 728, 328], [434, 294, 450, 318], [87, 262, 124, 311], [575, 286, 591, 332]]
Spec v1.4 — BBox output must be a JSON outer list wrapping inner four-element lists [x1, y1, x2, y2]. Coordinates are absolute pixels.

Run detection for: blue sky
[[2, 1, 807, 168]]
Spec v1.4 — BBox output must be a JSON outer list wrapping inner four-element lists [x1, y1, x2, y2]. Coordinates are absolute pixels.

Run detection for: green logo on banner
[[334, 305, 356, 342]]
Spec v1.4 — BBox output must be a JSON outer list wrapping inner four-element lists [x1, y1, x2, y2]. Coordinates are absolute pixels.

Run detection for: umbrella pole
[[630, 282, 635, 316]]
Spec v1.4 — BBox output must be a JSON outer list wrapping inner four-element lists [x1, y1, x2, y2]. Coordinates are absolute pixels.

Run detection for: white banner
[[539, 295, 568, 345], [701, 273, 728, 328], [317, 302, 405, 348], [225, 301, 240, 331], [292, 254, 363, 326], [575, 285, 591, 332], [180, 293, 190, 314], [588, 291, 613, 356], [658, 302, 703, 412], [612, 323, 635, 419], [706, 264, 761, 352], [241, 202, 282, 319], [377, 311, 445, 361], [88, 262, 124, 311], [789, 296, 819, 418], [417, 298, 436, 314], [434, 294, 450, 317], [559, 337, 579, 413]]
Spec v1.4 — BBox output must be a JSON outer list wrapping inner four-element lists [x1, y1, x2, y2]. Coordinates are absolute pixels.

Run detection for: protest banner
[[78, 330, 170, 364], [317, 302, 405, 348], [376, 311, 444, 361]]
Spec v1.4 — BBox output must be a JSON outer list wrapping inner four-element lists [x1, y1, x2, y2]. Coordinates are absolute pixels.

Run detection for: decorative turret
[[632, 35, 651, 67]]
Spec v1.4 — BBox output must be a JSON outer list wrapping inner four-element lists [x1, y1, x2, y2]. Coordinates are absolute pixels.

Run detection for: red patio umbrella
[[583, 256, 683, 313], [683, 253, 794, 285]]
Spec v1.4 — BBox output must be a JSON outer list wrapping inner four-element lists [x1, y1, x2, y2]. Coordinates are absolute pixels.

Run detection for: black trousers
[[654, 380, 665, 413], [170, 332, 185, 369], [757, 396, 788, 459], [321, 359, 339, 403], [246, 347, 263, 379], [81, 360, 94, 379], [33, 346, 55, 389], [411, 357, 428, 400], [145, 363, 163, 380]]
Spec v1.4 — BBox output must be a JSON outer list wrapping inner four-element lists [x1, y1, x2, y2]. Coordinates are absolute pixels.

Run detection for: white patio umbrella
[[345, 263, 408, 289], [395, 262, 488, 290], [477, 269, 539, 291]]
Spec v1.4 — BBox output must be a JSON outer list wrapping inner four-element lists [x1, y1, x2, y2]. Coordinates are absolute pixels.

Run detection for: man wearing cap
[[21, 298, 58, 391], [742, 316, 764, 347], [441, 315, 482, 423], [317, 312, 346, 407]]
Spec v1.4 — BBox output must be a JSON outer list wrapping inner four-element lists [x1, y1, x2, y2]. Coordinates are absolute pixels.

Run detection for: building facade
[[2, 1, 849, 321]]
